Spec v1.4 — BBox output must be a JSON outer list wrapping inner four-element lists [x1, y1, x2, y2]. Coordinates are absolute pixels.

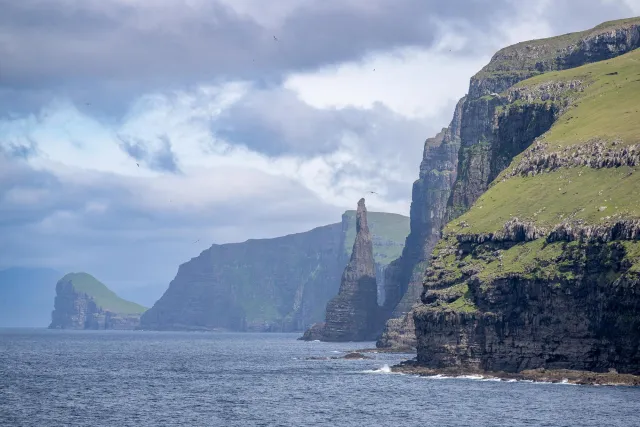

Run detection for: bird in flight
[[273, 35, 278, 41], [136, 163, 139, 167], [369, 191, 378, 195], [194, 239, 200, 244]]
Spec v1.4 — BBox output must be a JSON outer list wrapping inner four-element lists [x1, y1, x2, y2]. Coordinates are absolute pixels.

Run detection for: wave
[[362, 364, 393, 374]]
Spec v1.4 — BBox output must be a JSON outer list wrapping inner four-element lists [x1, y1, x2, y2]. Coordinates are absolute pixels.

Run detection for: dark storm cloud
[[0, 0, 518, 114]]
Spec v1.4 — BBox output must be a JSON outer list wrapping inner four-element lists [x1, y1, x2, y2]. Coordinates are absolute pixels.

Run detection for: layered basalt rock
[[379, 17, 640, 351], [415, 226, 640, 374], [303, 199, 381, 342], [376, 99, 464, 349], [505, 140, 640, 179], [411, 18, 640, 376]]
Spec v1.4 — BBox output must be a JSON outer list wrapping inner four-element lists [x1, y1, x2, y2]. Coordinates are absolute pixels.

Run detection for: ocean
[[1, 330, 639, 426]]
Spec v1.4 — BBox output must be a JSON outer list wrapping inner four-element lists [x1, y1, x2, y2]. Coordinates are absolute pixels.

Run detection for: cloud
[[1, 0, 637, 298], [0, 0, 522, 115], [0, 150, 342, 288], [539, 0, 635, 34], [214, 87, 436, 159], [117, 134, 181, 173]]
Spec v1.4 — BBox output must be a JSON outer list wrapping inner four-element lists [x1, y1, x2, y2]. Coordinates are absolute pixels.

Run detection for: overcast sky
[[1, 0, 639, 294]]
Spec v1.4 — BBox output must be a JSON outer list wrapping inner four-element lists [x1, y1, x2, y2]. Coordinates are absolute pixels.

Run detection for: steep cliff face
[[141, 210, 409, 332], [379, 17, 640, 349], [377, 100, 464, 348], [313, 198, 380, 342], [49, 273, 146, 330], [414, 22, 640, 375]]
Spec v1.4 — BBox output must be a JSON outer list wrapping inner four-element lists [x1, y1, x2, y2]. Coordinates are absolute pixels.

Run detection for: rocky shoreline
[[353, 347, 416, 354], [392, 360, 640, 386]]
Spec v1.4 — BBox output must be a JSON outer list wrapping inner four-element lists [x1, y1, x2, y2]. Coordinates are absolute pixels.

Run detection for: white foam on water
[[457, 375, 485, 380], [362, 364, 393, 374]]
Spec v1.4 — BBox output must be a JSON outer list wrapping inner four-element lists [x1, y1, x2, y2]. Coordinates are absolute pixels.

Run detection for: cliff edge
[[413, 18, 640, 375], [379, 16, 640, 350]]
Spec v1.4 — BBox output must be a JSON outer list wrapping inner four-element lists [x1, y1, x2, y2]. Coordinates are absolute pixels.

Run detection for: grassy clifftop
[[450, 48, 640, 236], [60, 272, 147, 314], [474, 17, 640, 80]]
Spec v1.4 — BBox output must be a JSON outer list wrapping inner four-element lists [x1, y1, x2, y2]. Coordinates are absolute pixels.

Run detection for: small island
[[49, 272, 146, 330]]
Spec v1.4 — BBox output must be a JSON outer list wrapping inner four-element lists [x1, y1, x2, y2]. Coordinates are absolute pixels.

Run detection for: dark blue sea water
[[1, 330, 639, 426]]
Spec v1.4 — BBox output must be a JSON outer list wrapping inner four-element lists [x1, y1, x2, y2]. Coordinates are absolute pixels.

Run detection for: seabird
[[273, 35, 278, 41]]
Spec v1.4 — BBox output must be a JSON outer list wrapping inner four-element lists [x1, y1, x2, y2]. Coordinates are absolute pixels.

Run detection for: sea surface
[[1, 330, 640, 427]]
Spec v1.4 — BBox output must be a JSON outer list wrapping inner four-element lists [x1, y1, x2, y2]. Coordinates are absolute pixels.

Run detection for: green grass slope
[[342, 210, 410, 264], [450, 48, 640, 236], [432, 47, 640, 297], [60, 272, 147, 314]]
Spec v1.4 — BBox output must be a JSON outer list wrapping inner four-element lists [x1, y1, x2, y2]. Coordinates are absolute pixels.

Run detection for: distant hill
[[59, 272, 146, 314], [0, 267, 61, 327], [50, 272, 146, 329], [141, 209, 410, 332]]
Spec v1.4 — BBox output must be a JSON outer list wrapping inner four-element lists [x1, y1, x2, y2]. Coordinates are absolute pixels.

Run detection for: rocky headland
[[49, 272, 146, 330], [378, 16, 640, 354], [395, 17, 640, 381]]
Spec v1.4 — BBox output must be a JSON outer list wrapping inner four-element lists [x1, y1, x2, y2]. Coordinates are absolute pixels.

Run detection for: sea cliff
[[379, 16, 640, 351]]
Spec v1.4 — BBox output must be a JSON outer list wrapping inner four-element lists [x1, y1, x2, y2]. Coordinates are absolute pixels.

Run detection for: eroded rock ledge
[[452, 217, 640, 245], [454, 218, 547, 244], [505, 140, 640, 179]]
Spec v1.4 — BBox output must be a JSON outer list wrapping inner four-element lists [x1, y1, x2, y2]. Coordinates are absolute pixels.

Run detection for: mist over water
[[1, 330, 639, 426]]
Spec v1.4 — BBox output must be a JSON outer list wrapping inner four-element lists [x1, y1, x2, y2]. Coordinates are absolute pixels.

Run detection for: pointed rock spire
[[316, 198, 380, 341]]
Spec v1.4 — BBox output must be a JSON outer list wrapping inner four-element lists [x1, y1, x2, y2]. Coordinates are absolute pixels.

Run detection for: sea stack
[[307, 198, 379, 341]]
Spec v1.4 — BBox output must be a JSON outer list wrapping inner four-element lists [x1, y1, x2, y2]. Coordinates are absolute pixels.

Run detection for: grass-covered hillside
[[60, 272, 147, 314], [451, 47, 640, 236], [430, 47, 640, 314]]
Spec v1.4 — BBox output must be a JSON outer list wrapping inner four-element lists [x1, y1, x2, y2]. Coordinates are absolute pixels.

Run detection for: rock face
[[416, 233, 640, 374], [141, 210, 409, 332], [316, 199, 380, 342], [378, 16, 640, 349], [411, 17, 640, 375], [377, 99, 464, 349], [49, 273, 146, 330], [299, 322, 325, 341]]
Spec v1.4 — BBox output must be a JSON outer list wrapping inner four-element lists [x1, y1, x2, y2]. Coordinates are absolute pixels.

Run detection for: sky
[[1, 0, 639, 296]]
